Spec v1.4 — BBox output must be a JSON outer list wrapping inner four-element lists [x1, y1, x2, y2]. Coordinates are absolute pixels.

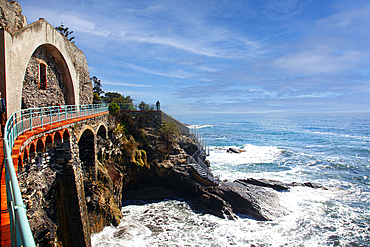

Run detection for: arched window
[[39, 63, 47, 89]]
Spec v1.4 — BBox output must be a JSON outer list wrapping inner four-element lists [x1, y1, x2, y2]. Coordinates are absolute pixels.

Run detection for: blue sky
[[20, 0, 370, 114]]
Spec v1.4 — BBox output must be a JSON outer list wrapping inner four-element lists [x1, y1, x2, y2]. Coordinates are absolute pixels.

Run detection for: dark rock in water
[[289, 181, 328, 190], [162, 164, 289, 221], [227, 148, 240, 153], [236, 178, 290, 191], [236, 178, 328, 191]]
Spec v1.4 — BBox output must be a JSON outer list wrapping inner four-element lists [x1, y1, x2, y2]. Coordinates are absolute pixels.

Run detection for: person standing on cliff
[[0, 92, 6, 138], [156, 100, 160, 111]]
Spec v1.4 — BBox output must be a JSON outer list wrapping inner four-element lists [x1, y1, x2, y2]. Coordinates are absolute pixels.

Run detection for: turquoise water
[[92, 113, 370, 246]]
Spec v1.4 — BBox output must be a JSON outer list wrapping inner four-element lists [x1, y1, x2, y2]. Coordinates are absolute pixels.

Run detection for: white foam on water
[[188, 124, 214, 129], [92, 138, 370, 246], [209, 144, 282, 167], [92, 185, 368, 246]]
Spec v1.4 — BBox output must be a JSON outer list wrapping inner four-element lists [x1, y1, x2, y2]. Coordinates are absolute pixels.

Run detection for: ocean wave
[[208, 144, 282, 170], [188, 124, 214, 129]]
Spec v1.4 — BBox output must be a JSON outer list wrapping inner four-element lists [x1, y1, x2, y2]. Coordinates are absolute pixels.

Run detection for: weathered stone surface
[[22, 46, 67, 108], [0, 0, 27, 33], [65, 40, 92, 105]]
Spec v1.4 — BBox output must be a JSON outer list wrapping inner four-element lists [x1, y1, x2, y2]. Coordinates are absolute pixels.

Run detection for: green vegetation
[[93, 93, 101, 104], [102, 92, 133, 104], [157, 120, 179, 153], [139, 101, 150, 110], [92, 76, 104, 96], [108, 102, 119, 115], [55, 23, 75, 42]]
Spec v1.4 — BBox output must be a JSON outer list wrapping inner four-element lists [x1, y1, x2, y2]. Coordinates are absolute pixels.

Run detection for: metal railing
[[188, 127, 218, 184], [190, 127, 209, 156], [3, 104, 108, 247], [110, 103, 157, 111]]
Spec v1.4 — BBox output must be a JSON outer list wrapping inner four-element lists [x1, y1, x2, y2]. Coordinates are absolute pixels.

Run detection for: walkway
[[0, 134, 11, 246], [0, 105, 108, 247]]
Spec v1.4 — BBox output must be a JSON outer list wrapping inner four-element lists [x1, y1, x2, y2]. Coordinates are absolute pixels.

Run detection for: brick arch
[[17, 156, 23, 173], [1, 18, 79, 116], [29, 142, 36, 158], [45, 134, 53, 149], [23, 148, 29, 165], [54, 131, 62, 143], [36, 138, 44, 153], [63, 129, 70, 142]]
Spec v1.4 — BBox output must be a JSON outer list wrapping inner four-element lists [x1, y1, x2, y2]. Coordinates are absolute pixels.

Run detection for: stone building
[[0, 0, 92, 116]]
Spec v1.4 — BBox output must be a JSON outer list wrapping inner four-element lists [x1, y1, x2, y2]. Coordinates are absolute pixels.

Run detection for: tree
[[102, 92, 133, 104], [138, 101, 150, 110], [108, 102, 119, 115], [55, 23, 75, 42], [93, 92, 101, 104], [91, 76, 104, 96], [112, 95, 133, 104], [157, 120, 179, 154]]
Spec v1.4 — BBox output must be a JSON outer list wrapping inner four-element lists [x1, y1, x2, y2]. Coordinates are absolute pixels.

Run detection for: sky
[[19, 0, 370, 114]]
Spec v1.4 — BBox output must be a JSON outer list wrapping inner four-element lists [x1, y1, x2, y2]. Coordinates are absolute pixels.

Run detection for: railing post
[[41, 108, 43, 128], [49, 106, 52, 124], [29, 108, 33, 131]]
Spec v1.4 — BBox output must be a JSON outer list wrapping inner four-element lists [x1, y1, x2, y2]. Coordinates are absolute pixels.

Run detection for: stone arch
[[77, 125, 95, 142], [21, 44, 75, 108], [96, 124, 108, 139], [45, 134, 53, 149], [29, 142, 36, 159], [63, 129, 70, 143], [54, 131, 62, 143], [1, 19, 80, 116], [17, 156, 23, 173], [78, 128, 95, 179], [36, 138, 44, 154], [23, 148, 29, 165]]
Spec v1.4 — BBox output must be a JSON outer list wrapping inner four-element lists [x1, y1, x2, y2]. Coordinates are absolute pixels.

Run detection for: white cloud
[[271, 48, 362, 75], [103, 81, 153, 88], [125, 63, 195, 79]]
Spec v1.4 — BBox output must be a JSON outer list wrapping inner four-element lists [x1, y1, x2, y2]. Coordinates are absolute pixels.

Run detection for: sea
[[91, 112, 370, 246]]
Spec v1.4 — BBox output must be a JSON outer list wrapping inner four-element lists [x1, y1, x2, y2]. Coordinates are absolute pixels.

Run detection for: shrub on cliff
[[109, 102, 119, 115], [157, 120, 179, 154]]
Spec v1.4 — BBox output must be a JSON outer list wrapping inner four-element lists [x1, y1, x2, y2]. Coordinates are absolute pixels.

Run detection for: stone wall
[[65, 40, 92, 105], [0, 0, 27, 32], [22, 46, 67, 108], [18, 126, 92, 246]]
